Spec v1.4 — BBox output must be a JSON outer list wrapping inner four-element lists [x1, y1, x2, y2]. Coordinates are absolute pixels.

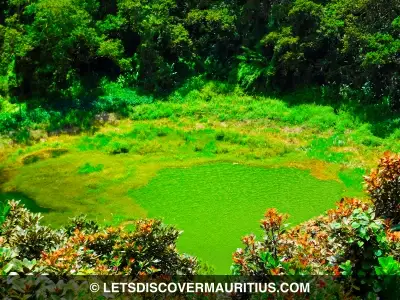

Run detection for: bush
[[78, 163, 104, 175], [329, 203, 390, 295], [364, 152, 400, 222], [0, 201, 198, 277], [0, 201, 66, 261], [232, 196, 400, 298], [64, 214, 100, 236], [95, 80, 154, 116]]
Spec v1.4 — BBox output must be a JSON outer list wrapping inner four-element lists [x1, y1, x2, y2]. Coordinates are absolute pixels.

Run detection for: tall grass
[[1, 77, 399, 152]]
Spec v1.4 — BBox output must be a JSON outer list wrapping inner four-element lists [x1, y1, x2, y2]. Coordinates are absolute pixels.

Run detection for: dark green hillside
[[0, 0, 399, 110]]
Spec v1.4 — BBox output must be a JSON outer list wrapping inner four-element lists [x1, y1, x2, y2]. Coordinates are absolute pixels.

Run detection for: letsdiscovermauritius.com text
[[94, 282, 310, 294]]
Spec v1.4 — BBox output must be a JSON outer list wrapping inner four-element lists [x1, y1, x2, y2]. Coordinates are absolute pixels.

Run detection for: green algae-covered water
[[129, 163, 345, 274]]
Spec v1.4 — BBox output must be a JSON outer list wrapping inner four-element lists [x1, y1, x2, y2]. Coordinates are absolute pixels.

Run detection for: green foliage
[[185, 6, 237, 77], [63, 214, 100, 236], [236, 47, 274, 91], [375, 256, 400, 276], [0, 201, 198, 277], [332, 206, 389, 295], [235, 0, 400, 108], [232, 194, 400, 298], [0, 0, 398, 113], [1, 201, 66, 260], [78, 163, 104, 174], [364, 152, 400, 221], [95, 79, 153, 115], [77, 124, 175, 155], [0, 275, 92, 298], [0, 0, 398, 141], [307, 134, 349, 163], [0, 203, 198, 297], [331, 206, 400, 298]]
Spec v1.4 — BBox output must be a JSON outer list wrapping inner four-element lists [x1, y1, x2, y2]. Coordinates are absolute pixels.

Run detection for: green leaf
[[352, 222, 361, 229], [260, 252, 268, 262], [2, 262, 14, 274], [330, 222, 341, 229]]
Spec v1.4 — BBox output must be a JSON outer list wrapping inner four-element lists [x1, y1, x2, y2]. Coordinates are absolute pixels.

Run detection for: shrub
[[307, 136, 349, 163], [232, 208, 320, 277], [329, 204, 390, 295], [364, 152, 400, 221], [78, 163, 104, 175], [106, 141, 131, 155], [95, 80, 154, 116], [232, 196, 400, 298], [0, 201, 198, 277], [0, 201, 66, 260], [64, 215, 100, 236]]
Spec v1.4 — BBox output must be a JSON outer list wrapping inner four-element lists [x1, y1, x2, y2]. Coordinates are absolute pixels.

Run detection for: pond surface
[[129, 163, 345, 274]]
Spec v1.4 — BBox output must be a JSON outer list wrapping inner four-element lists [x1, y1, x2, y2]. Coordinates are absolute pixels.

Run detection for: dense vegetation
[[0, 0, 399, 139]]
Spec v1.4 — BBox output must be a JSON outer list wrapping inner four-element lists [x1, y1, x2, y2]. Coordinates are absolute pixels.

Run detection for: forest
[[0, 0, 398, 116], [0, 0, 400, 298]]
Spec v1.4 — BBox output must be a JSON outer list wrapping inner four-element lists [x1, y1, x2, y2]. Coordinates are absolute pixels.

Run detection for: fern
[[236, 47, 275, 91]]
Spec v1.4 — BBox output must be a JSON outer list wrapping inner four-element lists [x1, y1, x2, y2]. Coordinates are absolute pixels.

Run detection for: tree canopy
[[0, 0, 399, 108]]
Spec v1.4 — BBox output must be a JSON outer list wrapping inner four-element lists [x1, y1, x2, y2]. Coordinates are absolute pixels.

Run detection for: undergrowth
[[78, 163, 104, 174], [1, 78, 399, 146]]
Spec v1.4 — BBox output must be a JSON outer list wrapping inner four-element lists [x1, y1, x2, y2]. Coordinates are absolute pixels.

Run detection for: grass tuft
[[78, 163, 104, 174]]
